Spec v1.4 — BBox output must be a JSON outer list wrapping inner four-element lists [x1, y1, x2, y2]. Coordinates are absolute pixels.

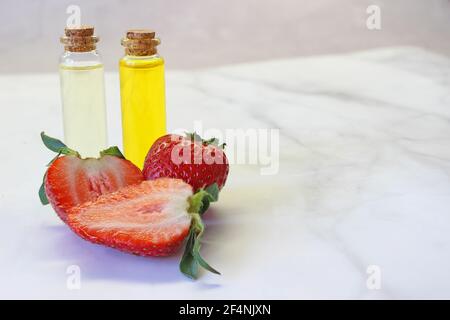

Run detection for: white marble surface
[[0, 47, 449, 299]]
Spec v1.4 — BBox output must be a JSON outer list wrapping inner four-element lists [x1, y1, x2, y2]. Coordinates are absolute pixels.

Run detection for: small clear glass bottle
[[119, 29, 166, 169], [59, 26, 107, 158]]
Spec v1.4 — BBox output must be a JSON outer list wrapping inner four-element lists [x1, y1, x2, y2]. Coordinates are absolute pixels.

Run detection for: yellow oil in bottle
[[119, 30, 166, 168]]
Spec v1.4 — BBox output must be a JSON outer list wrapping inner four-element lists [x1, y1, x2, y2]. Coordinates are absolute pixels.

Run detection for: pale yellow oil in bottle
[[59, 64, 108, 158], [119, 55, 166, 168]]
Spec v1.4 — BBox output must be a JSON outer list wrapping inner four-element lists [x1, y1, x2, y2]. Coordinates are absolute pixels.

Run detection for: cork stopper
[[60, 25, 99, 52], [121, 29, 160, 56]]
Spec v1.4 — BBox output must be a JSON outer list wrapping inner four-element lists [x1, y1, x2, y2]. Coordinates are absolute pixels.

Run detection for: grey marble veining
[[0, 47, 449, 298]]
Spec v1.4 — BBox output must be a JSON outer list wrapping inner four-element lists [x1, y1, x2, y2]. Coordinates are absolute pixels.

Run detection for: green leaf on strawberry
[[180, 229, 198, 278], [201, 183, 219, 215], [39, 179, 49, 205], [205, 183, 220, 201], [203, 137, 219, 146], [41, 132, 79, 157], [185, 131, 202, 143], [184, 132, 226, 150], [100, 146, 125, 159], [180, 184, 221, 279], [188, 183, 219, 215], [41, 132, 67, 152]]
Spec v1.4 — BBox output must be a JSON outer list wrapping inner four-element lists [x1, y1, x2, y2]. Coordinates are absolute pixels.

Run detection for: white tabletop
[[1, 47, 449, 299]]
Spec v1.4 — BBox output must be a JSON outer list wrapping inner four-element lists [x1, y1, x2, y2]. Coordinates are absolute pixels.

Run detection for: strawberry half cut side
[[66, 178, 220, 279], [39, 132, 143, 222]]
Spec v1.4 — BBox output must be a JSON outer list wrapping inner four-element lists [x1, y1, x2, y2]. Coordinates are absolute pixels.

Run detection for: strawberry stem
[[180, 183, 221, 279]]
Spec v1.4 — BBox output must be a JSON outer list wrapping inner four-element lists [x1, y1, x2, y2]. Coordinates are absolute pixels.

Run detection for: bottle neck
[[64, 49, 98, 54], [61, 50, 102, 67], [123, 53, 160, 59]]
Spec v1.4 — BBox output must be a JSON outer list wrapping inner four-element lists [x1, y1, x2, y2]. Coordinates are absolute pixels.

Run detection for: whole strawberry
[[143, 133, 229, 191]]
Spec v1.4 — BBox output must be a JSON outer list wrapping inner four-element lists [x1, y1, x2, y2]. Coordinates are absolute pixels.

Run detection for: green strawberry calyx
[[180, 183, 221, 279], [38, 131, 125, 205], [185, 132, 226, 149]]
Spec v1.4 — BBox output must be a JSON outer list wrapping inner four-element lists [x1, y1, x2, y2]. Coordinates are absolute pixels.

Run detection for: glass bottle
[[119, 29, 166, 169], [59, 26, 107, 158]]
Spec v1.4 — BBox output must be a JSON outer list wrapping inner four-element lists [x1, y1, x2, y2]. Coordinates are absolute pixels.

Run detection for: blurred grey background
[[0, 0, 449, 73]]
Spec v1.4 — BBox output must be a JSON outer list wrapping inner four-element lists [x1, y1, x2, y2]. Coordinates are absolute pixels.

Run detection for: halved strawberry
[[66, 178, 220, 278], [39, 132, 143, 222]]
